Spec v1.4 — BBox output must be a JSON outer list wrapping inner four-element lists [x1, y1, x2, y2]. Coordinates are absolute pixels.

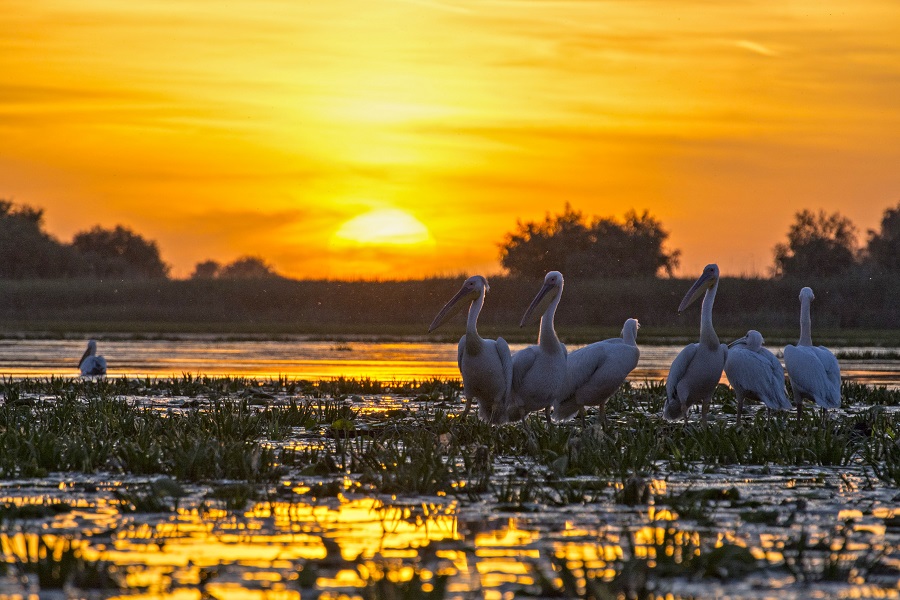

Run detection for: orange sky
[[2, 0, 899, 279]]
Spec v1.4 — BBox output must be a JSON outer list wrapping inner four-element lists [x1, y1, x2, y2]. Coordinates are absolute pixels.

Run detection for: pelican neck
[[699, 280, 720, 349], [538, 289, 562, 351], [465, 290, 485, 354], [799, 296, 813, 346]]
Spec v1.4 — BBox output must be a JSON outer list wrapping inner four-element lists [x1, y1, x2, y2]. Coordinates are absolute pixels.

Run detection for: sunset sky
[[2, 0, 899, 279]]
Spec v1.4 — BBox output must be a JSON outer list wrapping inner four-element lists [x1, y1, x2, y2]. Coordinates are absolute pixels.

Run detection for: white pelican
[[507, 271, 568, 422], [79, 339, 107, 376], [724, 330, 792, 422], [555, 318, 640, 424], [783, 287, 841, 418], [663, 264, 727, 423], [428, 275, 512, 423]]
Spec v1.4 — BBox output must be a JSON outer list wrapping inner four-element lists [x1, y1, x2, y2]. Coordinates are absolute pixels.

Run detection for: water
[[2, 337, 898, 388]]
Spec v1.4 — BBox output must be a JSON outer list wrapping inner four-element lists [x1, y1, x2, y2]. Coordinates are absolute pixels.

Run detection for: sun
[[331, 208, 434, 248]]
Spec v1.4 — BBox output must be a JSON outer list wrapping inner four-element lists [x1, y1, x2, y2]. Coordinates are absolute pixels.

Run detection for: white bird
[[555, 318, 640, 425], [783, 287, 841, 418], [507, 271, 568, 422], [428, 275, 512, 423], [79, 339, 107, 376], [663, 264, 728, 423], [724, 330, 792, 422]]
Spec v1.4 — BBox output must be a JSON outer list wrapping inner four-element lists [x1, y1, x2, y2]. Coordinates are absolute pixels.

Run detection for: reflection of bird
[[428, 275, 512, 423], [507, 271, 568, 422], [555, 318, 640, 424], [783, 287, 841, 417], [664, 264, 728, 423], [724, 330, 791, 422], [79, 340, 107, 376]]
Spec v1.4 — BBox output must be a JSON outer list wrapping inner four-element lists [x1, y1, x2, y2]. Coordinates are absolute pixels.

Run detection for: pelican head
[[622, 318, 640, 342], [79, 339, 98, 368], [800, 286, 815, 302], [428, 275, 488, 332], [729, 329, 763, 350], [678, 263, 719, 313], [520, 270, 564, 327]]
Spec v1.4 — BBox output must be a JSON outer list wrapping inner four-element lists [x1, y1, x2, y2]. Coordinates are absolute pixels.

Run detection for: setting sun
[[331, 208, 434, 248]]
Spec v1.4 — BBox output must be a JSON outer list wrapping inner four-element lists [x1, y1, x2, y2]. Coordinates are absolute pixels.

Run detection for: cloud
[[734, 39, 778, 57]]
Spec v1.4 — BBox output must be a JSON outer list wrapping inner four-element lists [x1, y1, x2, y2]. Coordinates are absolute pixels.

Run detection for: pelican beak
[[428, 287, 477, 332], [78, 347, 91, 368], [678, 271, 716, 313], [728, 336, 748, 348], [520, 282, 555, 328]]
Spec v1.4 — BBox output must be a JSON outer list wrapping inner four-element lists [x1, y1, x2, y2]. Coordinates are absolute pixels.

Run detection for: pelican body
[[724, 330, 791, 422], [664, 264, 727, 423], [783, 287, 841, 417], [508, 271, 568, 422], [555, 318, 640, 424], [79, 339, 107, 376], [428, 275, 512, 423]]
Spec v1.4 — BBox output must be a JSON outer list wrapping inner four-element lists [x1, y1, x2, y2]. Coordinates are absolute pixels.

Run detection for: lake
[[1, 337, 898, 388]]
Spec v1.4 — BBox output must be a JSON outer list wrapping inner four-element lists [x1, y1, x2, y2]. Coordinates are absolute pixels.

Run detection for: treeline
[[0, 199, 281, 281], [0, 273, 897, 340]]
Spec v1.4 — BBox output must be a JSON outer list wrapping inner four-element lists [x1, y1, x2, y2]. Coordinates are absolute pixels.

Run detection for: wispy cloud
[[734, 39, 779, 57]]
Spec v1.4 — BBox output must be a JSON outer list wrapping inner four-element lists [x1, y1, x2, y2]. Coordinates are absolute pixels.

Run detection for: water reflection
[[1, 338, 899, 388]]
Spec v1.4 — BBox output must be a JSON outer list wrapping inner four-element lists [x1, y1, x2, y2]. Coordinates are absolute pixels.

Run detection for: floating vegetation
[[1, 375, 900, 598]]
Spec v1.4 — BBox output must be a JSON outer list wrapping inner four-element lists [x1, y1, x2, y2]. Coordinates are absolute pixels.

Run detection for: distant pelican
[[663, 264, 727, 423], [724, 330, 792, 422], [79, 339, 107, 376], [555, 318, 640, 425], [507, 271, 568, 422], [429, 275, 512, 423], [783, 287, 841, 418]]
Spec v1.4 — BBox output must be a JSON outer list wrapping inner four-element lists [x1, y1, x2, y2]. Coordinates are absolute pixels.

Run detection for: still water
[[1, 338, 898, 387]]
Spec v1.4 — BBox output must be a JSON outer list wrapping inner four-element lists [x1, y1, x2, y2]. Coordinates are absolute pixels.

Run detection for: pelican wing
[[496, 337, 513, 408], [456, 335, 466, 374], [511, 346, 537, 408], [725, 348, 790, 410], [812, 345, 841, 407], [784, 345, 841, 409], [664, 343, 698, 420]]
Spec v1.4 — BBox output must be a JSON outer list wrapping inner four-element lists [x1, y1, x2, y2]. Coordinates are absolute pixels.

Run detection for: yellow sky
[[2, 0, 899, 279]]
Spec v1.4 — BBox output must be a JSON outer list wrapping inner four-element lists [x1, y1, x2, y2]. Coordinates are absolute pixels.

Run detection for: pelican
[[555, 318, 640, 425], [428, 275, 512, 423], [783, 287, 841, 418], [507, 271, 568, 422], [79, 339, 107, 376], [663, 264, 727, 423], [724, 330, 792, 422]]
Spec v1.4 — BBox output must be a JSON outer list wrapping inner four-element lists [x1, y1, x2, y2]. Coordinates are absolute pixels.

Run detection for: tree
[[0, 199, 78, 279], [773, 209, 857, 278], [71, 225, 170, 278], [867, 201, 900, 272], [499, 204, 680, 278], [217, 256, 280, 279], [191, 260, 221, 279]]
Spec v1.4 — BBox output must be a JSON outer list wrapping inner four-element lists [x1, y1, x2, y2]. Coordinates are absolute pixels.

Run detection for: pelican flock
[[427, 269, 845, 425], [79, 339, 107, 377], [555, 318, 640, 424], [507, 271, 568, 422], [428, 275, 512, 423], [663, 264, 728, 423], [783, 287, 841, 417], [724, 330, 792, 422]]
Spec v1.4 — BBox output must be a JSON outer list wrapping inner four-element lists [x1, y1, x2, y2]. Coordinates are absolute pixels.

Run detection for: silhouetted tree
[[191, 260, 221, 279], [0, 199, 77, 279], [217, 256, 280, 279], [500, 204, 679, 278], [773, 209, 857, 278], [71, 225, 169, 278], [866, 201, 900, 273]]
